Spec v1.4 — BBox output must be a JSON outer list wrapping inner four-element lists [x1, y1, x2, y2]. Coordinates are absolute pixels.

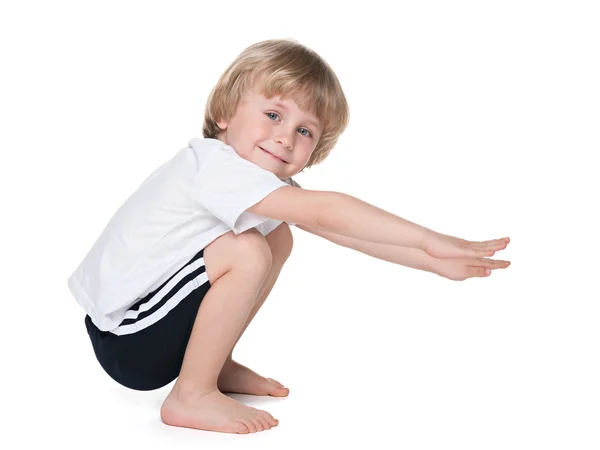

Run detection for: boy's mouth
[[259, 147, 287, 163]]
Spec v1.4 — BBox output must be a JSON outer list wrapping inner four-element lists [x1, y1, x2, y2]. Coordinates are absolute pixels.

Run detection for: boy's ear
[[216, 119, 228, 130]]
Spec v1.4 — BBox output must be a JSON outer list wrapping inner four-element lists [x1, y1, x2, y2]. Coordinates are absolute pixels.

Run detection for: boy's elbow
[[314, 199, 328, 229], [293, 189, 336, 230], [313, 191, 344, 230]]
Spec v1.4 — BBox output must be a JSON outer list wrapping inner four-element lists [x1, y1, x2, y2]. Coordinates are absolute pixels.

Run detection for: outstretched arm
[[248, 187, 428, 249], [295, 223, 434, 273], [295, 223, 511, 280], [247, 186, 509, 259]]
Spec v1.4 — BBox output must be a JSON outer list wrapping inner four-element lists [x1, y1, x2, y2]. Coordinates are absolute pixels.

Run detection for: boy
[[67, 39, 511, 435]]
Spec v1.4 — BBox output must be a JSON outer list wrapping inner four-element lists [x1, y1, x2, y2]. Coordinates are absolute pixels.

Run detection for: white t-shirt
[[67, 137, 300, 332]]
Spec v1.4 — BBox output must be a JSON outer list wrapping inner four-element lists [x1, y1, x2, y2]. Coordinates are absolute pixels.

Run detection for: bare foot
[[161, 385, 278, 434], [218, 359, 290, 397]]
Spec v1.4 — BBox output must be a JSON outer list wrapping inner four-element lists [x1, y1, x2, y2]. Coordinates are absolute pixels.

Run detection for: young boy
[[67, 39, 511, 435]]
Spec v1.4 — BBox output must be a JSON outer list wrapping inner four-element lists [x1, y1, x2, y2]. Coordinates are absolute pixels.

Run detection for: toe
[[251, 418, 264, 432], [252, 408, 271, 429], [236, 422, 250, 434], [257, 409, 278, 427], [256, 409, 273, 427], [274, 386, 290, 397], [256, 415, 271, 430], [243, 419, 257, 433], [268, 378, 285, 387], [266, 378, 289, 396]]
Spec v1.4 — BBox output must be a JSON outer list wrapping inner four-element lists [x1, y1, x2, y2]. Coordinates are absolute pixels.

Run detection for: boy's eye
[[266, 112, 313, 138]]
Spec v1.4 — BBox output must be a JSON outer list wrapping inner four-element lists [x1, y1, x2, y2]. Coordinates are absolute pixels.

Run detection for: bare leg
[[160, 229, 277, 434], [218, 223, 293, 397], [223, 222, 293, 359]]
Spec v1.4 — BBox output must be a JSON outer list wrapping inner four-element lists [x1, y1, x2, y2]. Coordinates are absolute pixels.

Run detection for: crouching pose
[[67, 39, 511, 435]]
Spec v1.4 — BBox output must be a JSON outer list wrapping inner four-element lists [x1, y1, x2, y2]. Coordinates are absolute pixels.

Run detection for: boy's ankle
[[172, 379, 218, 401]]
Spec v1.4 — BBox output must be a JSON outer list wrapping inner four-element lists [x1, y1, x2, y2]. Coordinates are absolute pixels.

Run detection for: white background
[[1, 0, 598, 448]]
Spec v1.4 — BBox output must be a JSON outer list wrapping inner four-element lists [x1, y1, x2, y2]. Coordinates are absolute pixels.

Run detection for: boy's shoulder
[[188, 137, 229, 155], [188, 137, 252, 164], [187, 137, 300, 188]]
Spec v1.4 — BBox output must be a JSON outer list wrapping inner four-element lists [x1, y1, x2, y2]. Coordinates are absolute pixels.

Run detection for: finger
[[470, 266, 490, 277], [491, 237, 510, 248], [474, 258, 511, 268], [468, 262, 510, 273], [470, 238, 510, 249], [471, 248, 495, 257], [471, 239, 501, 245], [491, 259, 511, 268], [472, 240, 508, 250]]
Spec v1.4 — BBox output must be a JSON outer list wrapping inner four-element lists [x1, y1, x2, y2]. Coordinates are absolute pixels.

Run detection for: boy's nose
[[274, 129, 295, 150]]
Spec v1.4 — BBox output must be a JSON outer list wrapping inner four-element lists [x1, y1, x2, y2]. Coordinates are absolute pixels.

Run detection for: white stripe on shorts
[[110, 257, 209, 336]]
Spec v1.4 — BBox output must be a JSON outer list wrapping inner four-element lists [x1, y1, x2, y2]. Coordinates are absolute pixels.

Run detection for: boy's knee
[[267, 222, 293, 262], [204, 229, 271, 285], [235, 229, 273, 271]]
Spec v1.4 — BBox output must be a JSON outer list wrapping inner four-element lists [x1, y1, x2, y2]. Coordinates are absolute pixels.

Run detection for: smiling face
[[216, 80, 323, 180]]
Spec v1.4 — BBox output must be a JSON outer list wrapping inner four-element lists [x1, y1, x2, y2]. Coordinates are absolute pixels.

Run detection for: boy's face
[[216, 80, 323, 180]]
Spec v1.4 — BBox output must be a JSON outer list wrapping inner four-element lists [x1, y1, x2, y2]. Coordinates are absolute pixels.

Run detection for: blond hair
[[202, 39, 350, 170]]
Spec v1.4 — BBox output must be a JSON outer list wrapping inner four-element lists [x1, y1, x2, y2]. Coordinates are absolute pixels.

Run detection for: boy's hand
[[430, 255, 511, 281], [423, 230, 510, 259]]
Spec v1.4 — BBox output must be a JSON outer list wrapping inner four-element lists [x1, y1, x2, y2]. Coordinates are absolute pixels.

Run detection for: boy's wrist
[[420, 227, 437, 253], [418, 248, 440, 274]]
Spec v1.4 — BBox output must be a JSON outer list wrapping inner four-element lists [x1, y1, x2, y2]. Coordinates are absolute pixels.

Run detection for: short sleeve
[[193, 144, 290, 235]]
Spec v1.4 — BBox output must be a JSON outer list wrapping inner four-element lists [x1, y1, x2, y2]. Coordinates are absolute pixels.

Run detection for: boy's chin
[[273, 168, 296, 180]]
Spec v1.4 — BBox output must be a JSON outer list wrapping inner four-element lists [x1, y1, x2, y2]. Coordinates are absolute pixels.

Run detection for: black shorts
[[84, 248, 212, 391]]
